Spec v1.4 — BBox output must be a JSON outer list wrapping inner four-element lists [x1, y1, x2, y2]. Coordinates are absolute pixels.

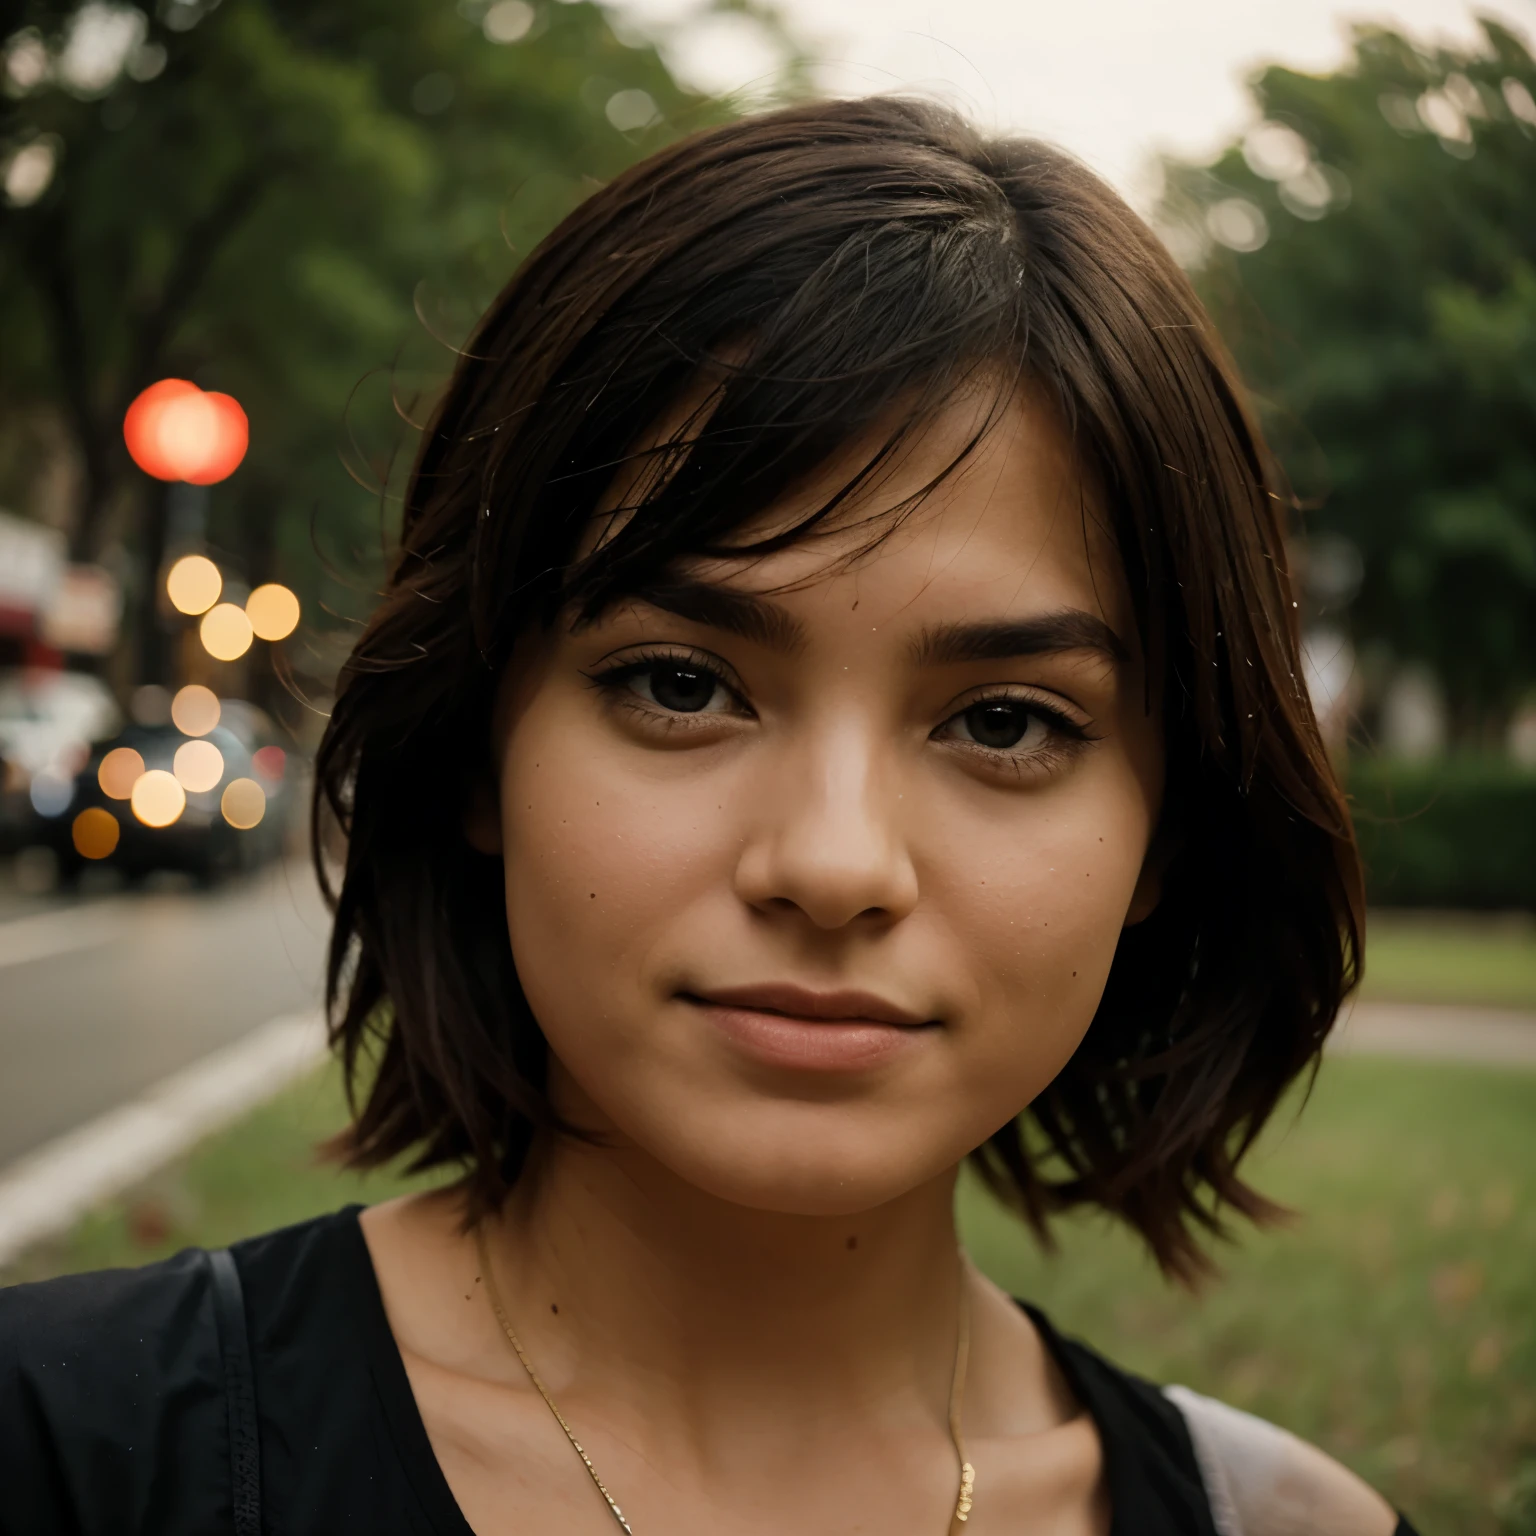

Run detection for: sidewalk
[[1331, 999, 1536, 1068]]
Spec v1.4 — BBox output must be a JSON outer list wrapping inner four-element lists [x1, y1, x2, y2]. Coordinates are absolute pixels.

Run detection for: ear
[[463, 773, 503, 857]]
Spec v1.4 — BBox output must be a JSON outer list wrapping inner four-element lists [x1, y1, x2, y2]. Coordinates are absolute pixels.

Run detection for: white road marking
[[0, 1011, 328, 1266], [0, 900, 130, 971]]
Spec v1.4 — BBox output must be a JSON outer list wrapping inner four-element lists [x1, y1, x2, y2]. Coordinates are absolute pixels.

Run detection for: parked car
[[0, 667, 121, 851], [34, 700, 295, 885]]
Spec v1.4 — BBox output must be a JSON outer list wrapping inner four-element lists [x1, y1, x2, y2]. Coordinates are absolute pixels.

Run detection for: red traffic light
[[124, 380, 249, 484]]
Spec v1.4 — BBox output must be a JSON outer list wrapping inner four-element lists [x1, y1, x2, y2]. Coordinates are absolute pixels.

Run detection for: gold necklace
[[474, 1224, 977, 1533]]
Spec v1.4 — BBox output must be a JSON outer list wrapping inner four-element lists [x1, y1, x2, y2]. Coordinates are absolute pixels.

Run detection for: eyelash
[[586, 649, 1096, 771], [586, 648, 752, 722], [932, 689, 1096, 777]]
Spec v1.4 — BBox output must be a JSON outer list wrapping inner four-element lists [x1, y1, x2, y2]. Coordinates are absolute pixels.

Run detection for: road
[[0, 861, 329, 1172]]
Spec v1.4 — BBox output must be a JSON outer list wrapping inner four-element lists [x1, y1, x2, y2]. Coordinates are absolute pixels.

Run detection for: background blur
[[1, 2, 1533, 1530]]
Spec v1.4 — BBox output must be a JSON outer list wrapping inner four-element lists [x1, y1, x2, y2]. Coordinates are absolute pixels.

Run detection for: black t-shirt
[[0, 1206, 1418, 1535]]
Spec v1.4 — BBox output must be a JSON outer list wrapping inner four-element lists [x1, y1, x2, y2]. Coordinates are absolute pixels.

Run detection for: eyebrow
[[624, 577, 806, 652], [911, 611, 1127, 668], [611, 578, 1124, 669]]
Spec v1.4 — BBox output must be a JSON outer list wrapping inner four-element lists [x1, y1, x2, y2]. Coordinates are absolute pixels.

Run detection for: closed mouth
[[681, 983, 935, 1029]]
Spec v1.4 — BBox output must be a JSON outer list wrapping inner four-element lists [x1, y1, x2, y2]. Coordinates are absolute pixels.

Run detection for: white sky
[[618, 0, 1535, 204]]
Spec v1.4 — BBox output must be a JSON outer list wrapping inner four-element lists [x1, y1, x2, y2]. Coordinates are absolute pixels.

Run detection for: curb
[[0, 1012, 328, 1267]]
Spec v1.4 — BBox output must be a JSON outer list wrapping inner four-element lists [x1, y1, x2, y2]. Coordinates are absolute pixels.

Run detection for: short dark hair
[[314, 96, 1363, 1280]]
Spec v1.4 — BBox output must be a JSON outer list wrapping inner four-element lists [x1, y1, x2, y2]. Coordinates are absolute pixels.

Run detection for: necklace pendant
[[954, 1461, 976, 1522]]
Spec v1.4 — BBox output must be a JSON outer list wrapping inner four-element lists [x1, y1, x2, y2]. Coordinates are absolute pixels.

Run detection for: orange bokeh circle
[[124, 380, 249, 484], [182, 392, 248, 485], [72, 806, 121, 860], [124, 379, 198, 480]]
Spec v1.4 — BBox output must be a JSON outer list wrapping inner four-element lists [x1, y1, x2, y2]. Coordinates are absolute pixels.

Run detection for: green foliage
[[1161, 21, 1536, 737], [1362, 907, 1536, 1007], [1349, 755, 1536, 910], [0, 0, 762, 682], [1502, 1460, 1536, 1536]]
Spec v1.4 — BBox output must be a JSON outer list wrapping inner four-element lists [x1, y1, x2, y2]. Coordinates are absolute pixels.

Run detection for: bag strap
[[208, 1247, 262, 1536]]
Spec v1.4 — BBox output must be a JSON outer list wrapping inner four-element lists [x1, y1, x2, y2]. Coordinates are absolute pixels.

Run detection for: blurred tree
[[1160, 19, 1536, 745], [0, 0, 789, 693]]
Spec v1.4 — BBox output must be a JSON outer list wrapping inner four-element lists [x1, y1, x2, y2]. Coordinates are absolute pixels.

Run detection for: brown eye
[[935, 695, 1090, 764], [959, 701, 1038, 750], [641, 663, 723, 713]]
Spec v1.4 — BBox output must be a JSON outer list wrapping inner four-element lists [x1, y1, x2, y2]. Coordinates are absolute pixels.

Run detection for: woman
[[1, 98, 1417, 1535]]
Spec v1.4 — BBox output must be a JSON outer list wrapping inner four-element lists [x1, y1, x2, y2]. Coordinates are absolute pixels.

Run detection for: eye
[[933, 693, 1091, 770], [951, 700, 1051, 751], [592, 652, 743, 717], [639, 662, 727, 714]]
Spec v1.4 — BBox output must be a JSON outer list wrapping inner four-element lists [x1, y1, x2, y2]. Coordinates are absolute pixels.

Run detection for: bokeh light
[[29, 773, 73, 817], [220, 777, 266, 829], [200, 603, 254, 661], [246, 583, 300, 642], [483, 0, 534, 42], [131, 768, 186, 828], [71, 807, 120, 860], [166, 554, 222, 616], [1206, 197, 1269, 253], [123, 379, 200, 481], [164, 390, 248, 485], [606, 88, 659, 132], [173, 739, 225, 794], [171, 684, 221, 736], [124, 380, 248, 484], [1242, 120, 1310, 182], [98, 747, 146, 800], [252, 745, 286, 782]]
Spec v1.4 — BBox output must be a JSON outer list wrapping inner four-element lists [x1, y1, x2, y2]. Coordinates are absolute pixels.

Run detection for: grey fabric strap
[[1163, 1384, 1408, 1536], [208, 1247, 262, 1536], [1165, 1385, 1245, 1536]]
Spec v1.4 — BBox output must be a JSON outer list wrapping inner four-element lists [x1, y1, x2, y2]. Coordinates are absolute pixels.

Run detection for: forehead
[[676, 390, 1130, 639]]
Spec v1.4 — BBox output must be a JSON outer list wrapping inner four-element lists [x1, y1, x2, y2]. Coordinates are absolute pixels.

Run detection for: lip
[[684, 983, 935, 1072]]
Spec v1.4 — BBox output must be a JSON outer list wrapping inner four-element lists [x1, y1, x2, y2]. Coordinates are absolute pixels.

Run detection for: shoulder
[[0, 1242, 220, 1410], [0, 1245, 226, 1533], [1025, 1309, 1222, 1534], [0, 1207, 365, 1536], [1164, 1384, 1400, 1536], [229, 1199, 369, 1324], [1022, 1308, 1403, 1536]]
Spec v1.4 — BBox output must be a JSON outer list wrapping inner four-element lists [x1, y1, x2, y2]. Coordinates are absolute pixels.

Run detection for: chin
[[681, 1162, 927, 1219], [639, 1112, 965, 1218]]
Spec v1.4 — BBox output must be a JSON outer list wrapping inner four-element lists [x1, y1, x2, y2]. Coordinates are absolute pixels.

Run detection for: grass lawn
[[5, 1056, 1534, 1534], [1361, 909, 1536, 1010]]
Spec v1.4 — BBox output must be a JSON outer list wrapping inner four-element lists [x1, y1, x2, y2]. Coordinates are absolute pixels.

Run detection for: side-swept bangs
[[315, 96, 1363, 1279]]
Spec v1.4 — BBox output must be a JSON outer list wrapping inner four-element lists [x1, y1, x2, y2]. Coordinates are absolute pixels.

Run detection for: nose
[[734, 722, 919, 930]]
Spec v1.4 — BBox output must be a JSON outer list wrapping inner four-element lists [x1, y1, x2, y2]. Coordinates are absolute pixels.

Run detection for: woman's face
[[479, 395, 1164, 1216]]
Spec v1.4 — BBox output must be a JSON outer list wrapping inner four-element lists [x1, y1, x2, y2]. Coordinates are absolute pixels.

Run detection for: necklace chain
[[474, 1223, 976, 1534], [476, 1224, 636, 1532]]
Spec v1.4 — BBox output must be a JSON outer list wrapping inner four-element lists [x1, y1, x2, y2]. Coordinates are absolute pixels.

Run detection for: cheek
[[496, 695, 728, 1043], [926, 760, 1155, 1097]]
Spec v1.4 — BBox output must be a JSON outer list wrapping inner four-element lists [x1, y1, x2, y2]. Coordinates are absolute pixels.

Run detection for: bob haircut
[[315, 96, 1363, 1280]]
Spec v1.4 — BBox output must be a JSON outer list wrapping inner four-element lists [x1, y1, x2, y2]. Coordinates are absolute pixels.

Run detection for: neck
[[485, 1131, 965, 1437]]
